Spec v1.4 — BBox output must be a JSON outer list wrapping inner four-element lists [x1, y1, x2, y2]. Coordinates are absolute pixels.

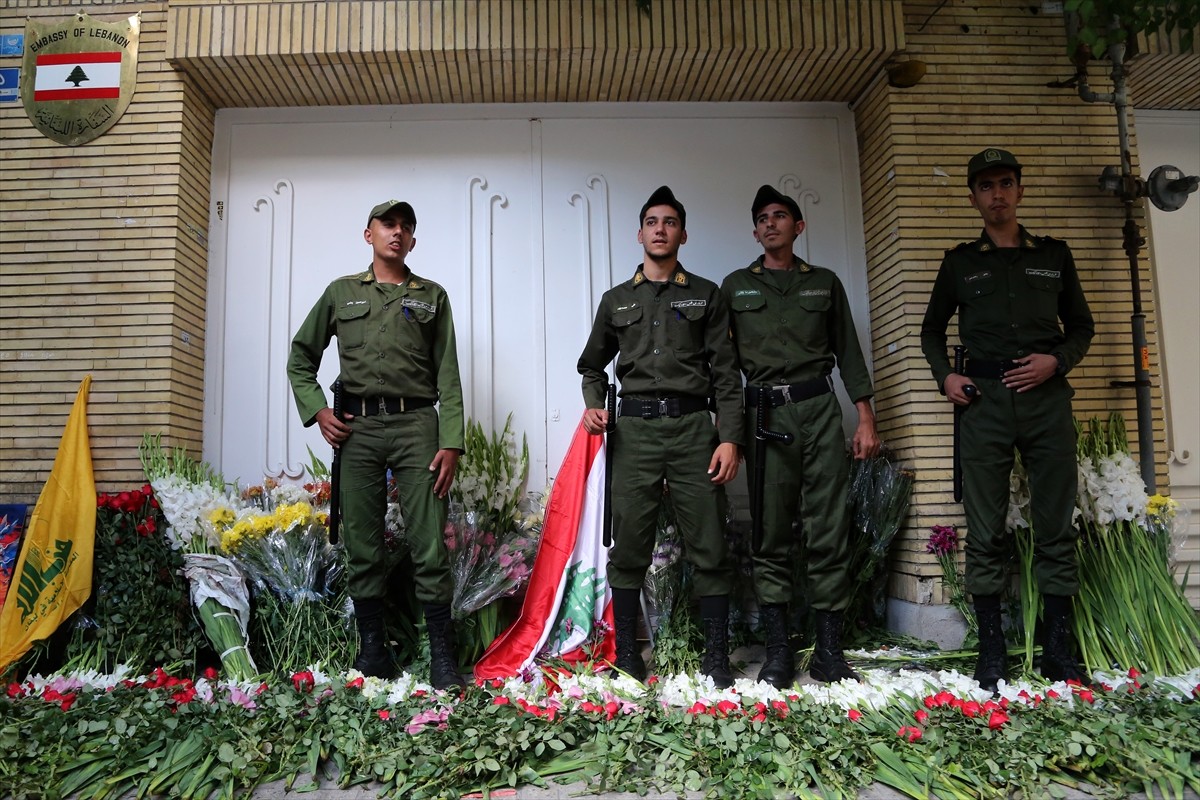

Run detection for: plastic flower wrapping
[[445, 495, 543, 619]]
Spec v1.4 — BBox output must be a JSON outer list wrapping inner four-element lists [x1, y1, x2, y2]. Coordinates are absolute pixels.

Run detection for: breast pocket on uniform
[[669, 302, 707, 351], [335, 301, 371, 350], [731, 292, 766, 314], [960, 270, 995, 301], [399, 299, 437, 352], [1023, 268, 1062, 293], [611, 303, 645, 356]]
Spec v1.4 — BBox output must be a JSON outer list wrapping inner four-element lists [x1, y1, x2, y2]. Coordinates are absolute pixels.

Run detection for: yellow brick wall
[[855, 0, 1169, 604], [0, 1, 214, 498]]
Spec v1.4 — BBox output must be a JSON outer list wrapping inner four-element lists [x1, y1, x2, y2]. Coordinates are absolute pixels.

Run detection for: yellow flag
[[0, 377, 96, 671]]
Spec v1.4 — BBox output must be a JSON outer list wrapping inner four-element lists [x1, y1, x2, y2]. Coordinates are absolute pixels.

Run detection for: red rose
[[493, 696, 510, 705], [847, 708, 862, 721], [202, 667, 219, 681], [914, 709, 929, 724], [291, 671, 315, 692], [345, 677, 364, 689], [377, 709, 390, 721], [987, 710, 1009, 729]]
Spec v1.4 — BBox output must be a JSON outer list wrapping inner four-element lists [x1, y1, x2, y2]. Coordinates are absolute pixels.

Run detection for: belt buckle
[[658, 399, 669, 417], [375, 397, 386, 415], [776, 384, 792, 405]]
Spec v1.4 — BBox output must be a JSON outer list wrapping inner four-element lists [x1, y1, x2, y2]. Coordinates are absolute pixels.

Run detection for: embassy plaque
[[20, 12, 139, 146]]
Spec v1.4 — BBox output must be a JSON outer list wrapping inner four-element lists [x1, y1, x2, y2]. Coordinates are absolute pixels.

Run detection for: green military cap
[[751, 184, 802, 222], [367, 199, 417, 227], [639, 185, 686, 229], [967, 148, 1023, 186]]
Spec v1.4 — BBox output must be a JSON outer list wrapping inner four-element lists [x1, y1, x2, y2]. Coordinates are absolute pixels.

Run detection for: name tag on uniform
[[1025, 268, 1060, 279], [963, 270, 992, 283], [797, 289, 830, 297], [400, 298, 436, 313], [734, 289, 761, 297], [670, 299, 707, 309]]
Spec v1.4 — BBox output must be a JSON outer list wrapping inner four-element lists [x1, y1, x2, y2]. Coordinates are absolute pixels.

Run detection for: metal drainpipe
[[1075, 36, 1157, 493]]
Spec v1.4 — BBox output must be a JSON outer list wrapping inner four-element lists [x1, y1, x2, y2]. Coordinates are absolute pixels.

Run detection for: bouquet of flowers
[[844, 452, 916, 631], [63, 485, 202, 673], [926, 525, 975, 636], [139, 434, 257, 680], [444, 415, 542, 662], [213, 479, 351, 672], [1007, 414, 1200, 673]]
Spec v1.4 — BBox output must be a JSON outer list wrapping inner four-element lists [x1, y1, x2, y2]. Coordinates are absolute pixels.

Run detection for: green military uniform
[[287, 267, 465, 604], [577, 264, 745, 595], [920, 226, 1094, 597], [721, 258, 873, 611]]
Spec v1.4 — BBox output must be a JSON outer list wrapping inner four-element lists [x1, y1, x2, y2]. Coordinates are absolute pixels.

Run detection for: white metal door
[[205, 103, 869, 492]]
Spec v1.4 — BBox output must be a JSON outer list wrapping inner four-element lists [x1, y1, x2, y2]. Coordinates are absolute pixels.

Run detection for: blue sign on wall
[[0, 68, 19, 103], [0, 33, 22, 56]]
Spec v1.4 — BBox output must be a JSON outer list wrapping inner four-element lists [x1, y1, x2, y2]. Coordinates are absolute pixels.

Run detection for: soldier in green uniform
[[921, 149, 1094, 692], [287, 199, 467, 690], [577, 186, 745, 688], [721, 185, 880, 688]]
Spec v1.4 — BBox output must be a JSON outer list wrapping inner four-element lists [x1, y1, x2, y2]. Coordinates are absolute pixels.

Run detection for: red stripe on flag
[[37, 52, 122, 66], [474, 422, 605, 678], [34, 87, 121, 102]]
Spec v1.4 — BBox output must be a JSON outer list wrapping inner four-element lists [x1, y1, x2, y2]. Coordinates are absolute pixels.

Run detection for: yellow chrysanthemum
[[1146, 494, 1178, 519]]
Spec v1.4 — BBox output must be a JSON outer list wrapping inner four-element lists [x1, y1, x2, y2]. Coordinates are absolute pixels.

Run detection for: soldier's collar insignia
[[632, 269, 646, 286], [979, 242, 993, 252], [407, 275, 425, 289], [798, 259, 812, 273], [672, 269, 689, 286], [750, 263, 764, 274]]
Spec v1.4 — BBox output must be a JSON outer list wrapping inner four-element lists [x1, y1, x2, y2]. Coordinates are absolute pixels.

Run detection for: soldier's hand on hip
[[429, 448, 460, 498], [316, 407, 354, 448], [708, 442, 740, 485], [1003, 354, 1057, 393], [944, 374, 980, 406], [582, 408, 608, 435]]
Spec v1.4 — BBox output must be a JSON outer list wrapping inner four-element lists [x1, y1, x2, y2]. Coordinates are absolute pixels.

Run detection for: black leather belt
[[618, 395, 710, 419], [343, 394, 435, 416], [745, 376, 833, 408], [963, 359, 1018, 380]]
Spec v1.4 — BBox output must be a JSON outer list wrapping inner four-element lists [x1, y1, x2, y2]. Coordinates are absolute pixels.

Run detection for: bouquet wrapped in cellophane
[[213, 478, 352, 673], [139, 434, 258, 680]]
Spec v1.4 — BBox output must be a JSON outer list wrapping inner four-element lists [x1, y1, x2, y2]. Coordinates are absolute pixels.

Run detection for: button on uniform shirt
[[920, 227, 1094, 390], [287, 267, 465, 451], [577, 264, 745, 445], [721, 258, 873, 402]]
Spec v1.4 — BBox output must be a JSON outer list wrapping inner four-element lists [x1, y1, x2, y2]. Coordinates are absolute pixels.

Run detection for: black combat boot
[[610, 587, 646, 680], [1041, 594, 1092, 685], [973, 594, 1008, 694], [810, 609, 860, 683], [424, 603, 466, 691], [352, 598, 395, 679], [699, 595, 734, 689], [757, 603, 795, 690]]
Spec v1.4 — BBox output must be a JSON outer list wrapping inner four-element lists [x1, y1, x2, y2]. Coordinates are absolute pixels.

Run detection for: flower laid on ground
[[3, 660, 1198, 800]]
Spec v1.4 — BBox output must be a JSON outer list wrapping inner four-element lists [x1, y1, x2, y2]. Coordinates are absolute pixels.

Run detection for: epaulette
[[947, 241, 974, 255]]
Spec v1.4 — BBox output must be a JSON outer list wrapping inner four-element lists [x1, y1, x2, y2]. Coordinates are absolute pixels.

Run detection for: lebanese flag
[[34, 52, 122, 102], [474, 419, 616, 678]]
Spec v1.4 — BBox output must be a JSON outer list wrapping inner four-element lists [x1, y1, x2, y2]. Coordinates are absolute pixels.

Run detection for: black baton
[[752, 386, 795, 554], [951, 347, 978, 503], [603, 383, 617, 547], [328, 379, 345, 545]]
